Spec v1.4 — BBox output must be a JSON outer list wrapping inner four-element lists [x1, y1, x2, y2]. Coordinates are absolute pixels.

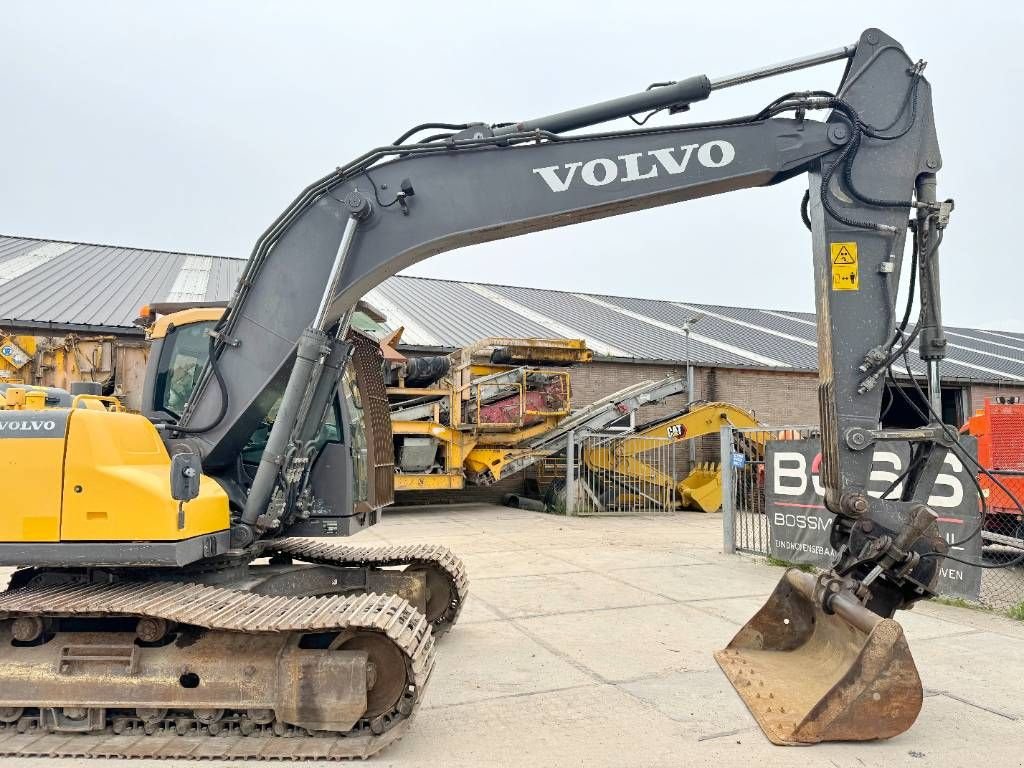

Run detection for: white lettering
[[531, 162, 582, 192], [581, 158, 618, 186], [0, 419, 57, 432], [618, 152, 658, 182], [773, 451, 806, 496], [531, 140, 735, 192], [939, 566, 965, 581], [773, 514, 833, 531], [929, 453, 965, 508], [869, 451, 904, 499], [810, 454, 825, 497], [648, 144, 698, 175], [697, 139, 735, 168]]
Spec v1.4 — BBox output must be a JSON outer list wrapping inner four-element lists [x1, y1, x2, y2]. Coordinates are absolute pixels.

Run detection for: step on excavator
[[0, 27, 964, 756]]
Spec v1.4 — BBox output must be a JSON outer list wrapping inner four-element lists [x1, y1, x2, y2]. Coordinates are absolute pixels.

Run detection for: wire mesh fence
[[720, 424, 1024, 613], [970, 400, 1024, 610]]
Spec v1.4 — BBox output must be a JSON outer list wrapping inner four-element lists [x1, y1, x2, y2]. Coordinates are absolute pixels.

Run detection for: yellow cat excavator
[[583, 401, 762, 513], [0, 28, 967, 757]]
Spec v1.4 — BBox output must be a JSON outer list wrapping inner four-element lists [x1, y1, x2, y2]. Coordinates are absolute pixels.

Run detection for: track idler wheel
[[11, 616, 45, 643], [405, 566, 456, 629], [132, 707, 169, 735], [0, 707, 23, 724], [330, 631, 408, 720]]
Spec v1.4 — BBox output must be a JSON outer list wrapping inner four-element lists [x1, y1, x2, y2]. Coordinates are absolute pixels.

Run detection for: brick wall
[[967, 383, 1024, 416], [692, 366, 821, 426], [568, 359, 687, 423], [395, 473, 526, 507]]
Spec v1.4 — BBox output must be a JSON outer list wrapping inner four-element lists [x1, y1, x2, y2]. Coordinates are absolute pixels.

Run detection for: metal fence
[[973, 470, 1024, 611], [720, 424, 1024, 613], [534, 430, 682, 516]]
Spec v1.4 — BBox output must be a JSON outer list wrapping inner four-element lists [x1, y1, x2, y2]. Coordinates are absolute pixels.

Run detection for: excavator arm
[[172, 30, 957, 742], [178, 112, 843, 544], [600, 402, 761, 457]]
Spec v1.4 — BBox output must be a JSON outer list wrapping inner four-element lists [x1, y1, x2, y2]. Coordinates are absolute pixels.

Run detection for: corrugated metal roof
[[1, 234, 1021, 385], [369, 277, 1024, 385], [0, 235, 245, 332]]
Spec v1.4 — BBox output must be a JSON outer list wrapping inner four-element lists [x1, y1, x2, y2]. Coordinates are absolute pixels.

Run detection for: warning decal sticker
[[830, 242, 859, 291]]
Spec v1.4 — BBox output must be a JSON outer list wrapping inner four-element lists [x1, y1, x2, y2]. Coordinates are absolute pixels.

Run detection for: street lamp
[[681, 314, 705, 466]]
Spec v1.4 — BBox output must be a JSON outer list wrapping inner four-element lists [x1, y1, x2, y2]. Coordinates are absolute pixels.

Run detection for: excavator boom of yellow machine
[[584, 402, 763, 513]]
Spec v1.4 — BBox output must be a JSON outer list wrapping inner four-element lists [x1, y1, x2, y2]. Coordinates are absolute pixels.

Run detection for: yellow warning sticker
[[831, 242, 859, 291]]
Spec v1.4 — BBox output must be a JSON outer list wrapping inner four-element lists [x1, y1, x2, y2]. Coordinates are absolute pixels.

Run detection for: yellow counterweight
[[0, 407, 228, 543]]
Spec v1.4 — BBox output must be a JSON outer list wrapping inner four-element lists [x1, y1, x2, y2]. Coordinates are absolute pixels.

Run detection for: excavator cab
[[139, 305, 393, 536]]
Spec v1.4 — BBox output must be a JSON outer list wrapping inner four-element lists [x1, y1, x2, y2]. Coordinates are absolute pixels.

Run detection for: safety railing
[[461, 369, 571, 429]]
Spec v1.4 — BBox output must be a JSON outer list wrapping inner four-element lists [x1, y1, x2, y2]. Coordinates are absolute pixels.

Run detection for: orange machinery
[[961, 396, 1024, 541]]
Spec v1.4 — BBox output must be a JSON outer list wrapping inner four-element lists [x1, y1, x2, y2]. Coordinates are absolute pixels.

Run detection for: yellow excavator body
[[60, 408, 229, 541], [0, 405, 229, 543]]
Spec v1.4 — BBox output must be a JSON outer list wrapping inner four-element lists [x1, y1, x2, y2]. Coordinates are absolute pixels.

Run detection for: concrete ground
[[17, 502, 1024, 767]]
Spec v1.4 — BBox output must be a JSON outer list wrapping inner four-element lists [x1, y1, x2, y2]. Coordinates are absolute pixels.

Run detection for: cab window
[[153, 321, 214, 418]]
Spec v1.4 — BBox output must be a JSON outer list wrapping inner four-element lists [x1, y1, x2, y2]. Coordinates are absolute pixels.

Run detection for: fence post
[[564, 429, 576, 516], [720, 425, 735, 554]]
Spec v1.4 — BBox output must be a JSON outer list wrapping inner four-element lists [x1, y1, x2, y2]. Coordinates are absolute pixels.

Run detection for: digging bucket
[[678, 463, 721, 512], [715, 568, 923, 745]]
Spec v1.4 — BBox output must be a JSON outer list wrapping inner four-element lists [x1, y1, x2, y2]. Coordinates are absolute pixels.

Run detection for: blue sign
[[730, 452, 746, 469]]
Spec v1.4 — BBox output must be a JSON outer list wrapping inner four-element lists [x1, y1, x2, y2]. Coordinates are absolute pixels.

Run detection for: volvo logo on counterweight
[[0, 420, 57, 432], [531, 140, 736, 192], [0, 412, 65, 438]]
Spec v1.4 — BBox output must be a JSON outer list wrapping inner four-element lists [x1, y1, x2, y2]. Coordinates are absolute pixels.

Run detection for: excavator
[[0, 27, 963, 757], [582, 401, 762, 512]]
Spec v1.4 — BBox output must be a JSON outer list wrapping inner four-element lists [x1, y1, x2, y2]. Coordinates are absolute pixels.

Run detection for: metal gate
[[720, 424, 817, 555], [572, 433, 679, 516], [534, 430, 682, 516]]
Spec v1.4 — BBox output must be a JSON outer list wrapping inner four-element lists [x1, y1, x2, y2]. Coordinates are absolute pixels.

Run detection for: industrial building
[[4, 233, 1022, 428]]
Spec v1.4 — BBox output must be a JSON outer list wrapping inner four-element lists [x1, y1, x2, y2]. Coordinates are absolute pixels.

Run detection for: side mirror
[[170, 453, 201, 502]]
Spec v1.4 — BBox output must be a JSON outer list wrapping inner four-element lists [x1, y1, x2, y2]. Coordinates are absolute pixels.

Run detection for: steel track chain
[[0, 581, 435, 760], [262, 539, 469, 633]]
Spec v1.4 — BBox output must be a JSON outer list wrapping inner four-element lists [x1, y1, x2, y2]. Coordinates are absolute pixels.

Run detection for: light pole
[[681, 314, 704, 466]]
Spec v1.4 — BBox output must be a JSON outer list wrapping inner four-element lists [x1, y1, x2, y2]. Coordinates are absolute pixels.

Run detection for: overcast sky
[[2, 2, 1021, 330]]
